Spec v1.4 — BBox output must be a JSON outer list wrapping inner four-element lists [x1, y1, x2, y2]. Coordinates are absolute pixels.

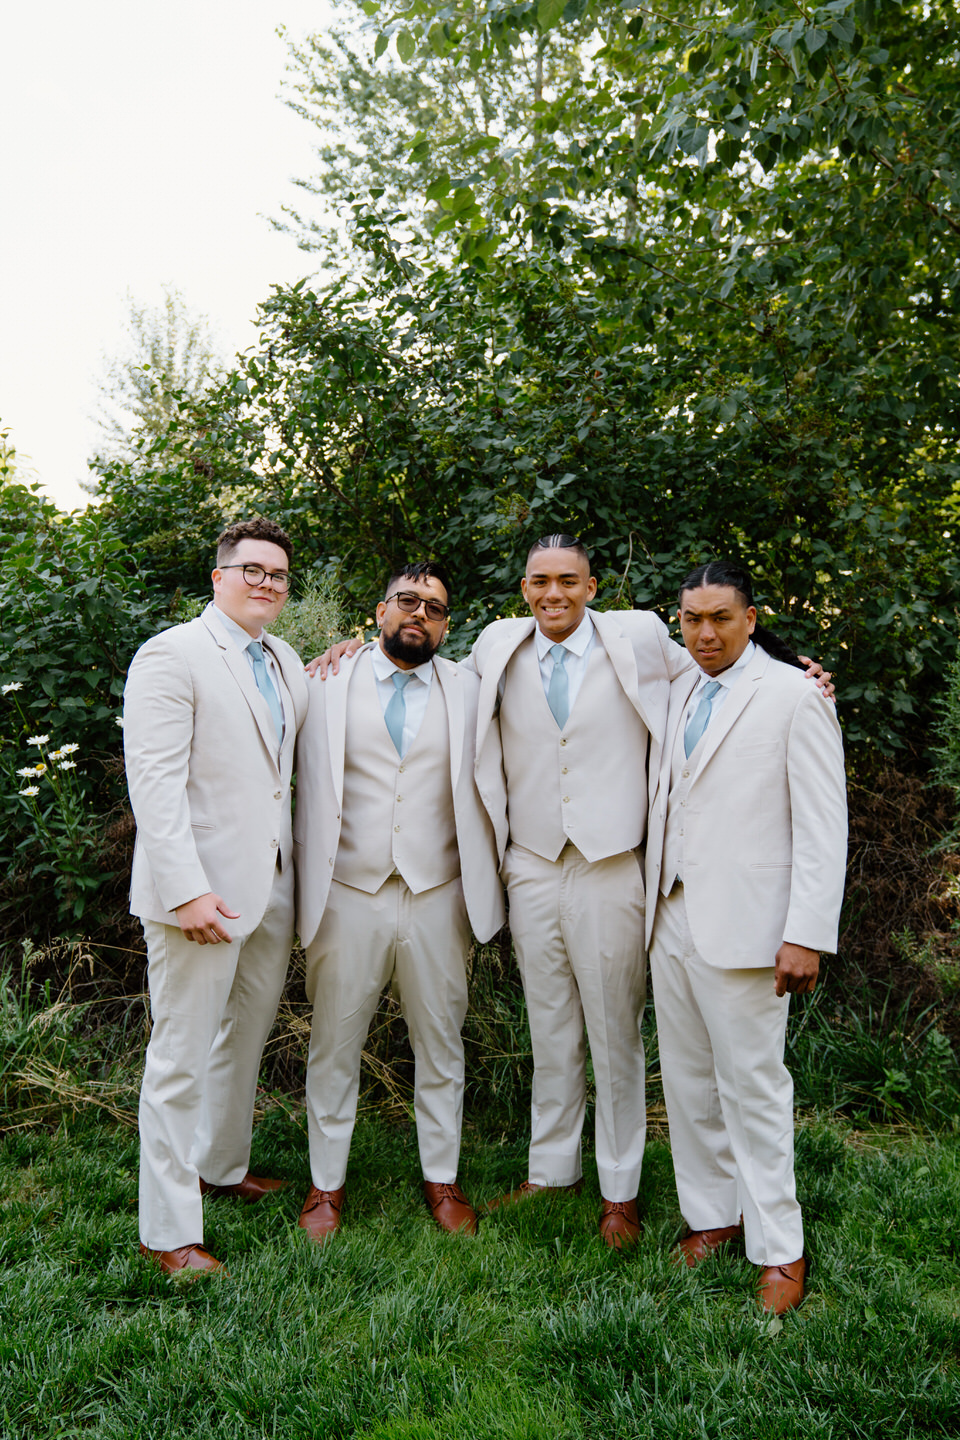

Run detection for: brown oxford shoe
[[757, 1257, 806, 1315], [298, 1184, 345, 1243], [199, 1171, 286, 1203], [484, 1179, 583, 1213], [599, 1197, 642, 1249], [673, 1222, 743, 1268], [424, 1180, 478, 1235], [139, 1242, 225, 1276]]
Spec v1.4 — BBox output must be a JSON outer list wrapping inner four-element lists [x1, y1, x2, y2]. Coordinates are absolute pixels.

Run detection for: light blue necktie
[[547, 644, 570, 729], [247, 640, 284, 744], [684, 679, 721, 757], [385, 671, 414, 755]]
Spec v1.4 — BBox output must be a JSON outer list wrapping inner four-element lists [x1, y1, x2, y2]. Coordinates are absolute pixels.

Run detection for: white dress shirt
[[369, 643, 435, 758], [683, 640, 756, 733], [534, 611, 596, 716]]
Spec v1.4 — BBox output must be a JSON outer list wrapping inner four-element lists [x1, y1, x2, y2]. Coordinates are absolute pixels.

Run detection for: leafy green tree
[[274, 0, 592, 260], [90, 286, 224, 467]]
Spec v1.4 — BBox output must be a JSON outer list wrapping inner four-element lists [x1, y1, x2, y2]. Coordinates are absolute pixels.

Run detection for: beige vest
[[333, 654, 460, 894], [499, 637, 649, 863], [660, 716, 701, 895]]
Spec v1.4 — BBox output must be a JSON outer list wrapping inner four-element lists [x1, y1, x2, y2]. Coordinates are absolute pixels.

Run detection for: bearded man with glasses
[[123, 518, 308, 1275], [292, 561, 503, 1239]]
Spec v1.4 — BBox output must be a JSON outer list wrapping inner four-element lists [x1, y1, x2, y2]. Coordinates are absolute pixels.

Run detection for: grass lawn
[[1, 1103, 958, 1440]]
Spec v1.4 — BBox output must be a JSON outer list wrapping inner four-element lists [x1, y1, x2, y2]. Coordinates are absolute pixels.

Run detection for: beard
[[381, 624, 438, 667]]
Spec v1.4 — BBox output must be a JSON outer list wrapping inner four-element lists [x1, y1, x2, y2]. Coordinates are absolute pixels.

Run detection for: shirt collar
[[370, 642, 434, 688], [208, 601, 263, 650], [695, 639, 755, 691], [535, 609, 594, 660]]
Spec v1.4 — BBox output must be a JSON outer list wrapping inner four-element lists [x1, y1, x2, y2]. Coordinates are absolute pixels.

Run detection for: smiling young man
[[293, 562, 503, 1239], [644, 561, 847, 1313], [123, 518, 309, 1275], [461, 533, 701, 1244]]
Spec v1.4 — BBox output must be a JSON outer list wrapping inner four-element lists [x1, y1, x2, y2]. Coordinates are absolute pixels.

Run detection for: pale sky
[[0, 1, 336, 510]]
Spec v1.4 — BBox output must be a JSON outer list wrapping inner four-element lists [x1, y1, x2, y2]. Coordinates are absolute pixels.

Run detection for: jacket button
[[394, 825, 400, 833], [563, 796, 570, 804]]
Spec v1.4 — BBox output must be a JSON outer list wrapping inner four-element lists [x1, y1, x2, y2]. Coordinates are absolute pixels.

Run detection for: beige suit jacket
[[466, 609, 694, 863], [123, 604, 309, 933], [645, 646, 848, 964], [293, 644, 505, 949]]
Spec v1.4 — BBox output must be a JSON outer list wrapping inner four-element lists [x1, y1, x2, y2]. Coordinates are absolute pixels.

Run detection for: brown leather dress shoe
[[599, 1197, 642, 1249], [139, 1242, 225, 1276], [298, 1184, 345, 1243], [757, 1257, 806, 1315], [199, 1171, 286, 1203], [423, 1180, 478, 1235], [484, 1179, 583, 1213], [673, 1223, 743, 1268]]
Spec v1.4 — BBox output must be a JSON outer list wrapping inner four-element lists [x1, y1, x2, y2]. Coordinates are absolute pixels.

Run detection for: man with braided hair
[[645, 561, 847, 1313]]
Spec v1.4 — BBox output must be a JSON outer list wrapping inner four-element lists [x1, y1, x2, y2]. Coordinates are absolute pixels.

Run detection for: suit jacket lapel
[[693, 646, 769, 778], [262, 635, 305, 746], [475, 618, 536, 759], [202, 610, 280, 771], [325, 643, 372, 805], [591, 610, 658, 737], [434, 658, 464, 793]]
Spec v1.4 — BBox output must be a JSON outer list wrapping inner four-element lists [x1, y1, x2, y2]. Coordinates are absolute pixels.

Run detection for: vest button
[[396, 795, 403, 802], [563, 796, 571, 803], [394, 825, 400, 833], [561, 766, 569, 774], [560, 738, 567, 746], [399, 765, 405, 773], [274, 791, 282, 800]]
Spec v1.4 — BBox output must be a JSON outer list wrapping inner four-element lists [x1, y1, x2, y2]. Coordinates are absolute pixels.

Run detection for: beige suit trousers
[[650, 885, 803, 1266], [501, 843, 647, 1202], [138, 861, 294, 1250], [303, 875, 471, 1190]]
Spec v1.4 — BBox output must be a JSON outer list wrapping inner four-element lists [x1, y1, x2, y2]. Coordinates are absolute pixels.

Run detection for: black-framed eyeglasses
[[385, 590, 449, 622], [220, 564, 291, 593]]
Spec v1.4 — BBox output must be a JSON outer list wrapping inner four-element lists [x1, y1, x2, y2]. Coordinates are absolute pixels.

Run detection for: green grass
[[1, 1106, 958, 1440]]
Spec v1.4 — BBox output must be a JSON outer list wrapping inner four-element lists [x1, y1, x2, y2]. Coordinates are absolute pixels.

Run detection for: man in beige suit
[[293, 561, 504, 1240], [645, 560, 847, 1314], [464, 534, 697, 1246], [124, 518, 308, 1274]]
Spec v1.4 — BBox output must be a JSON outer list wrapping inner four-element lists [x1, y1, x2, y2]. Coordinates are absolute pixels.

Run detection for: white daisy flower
[[27, 735, 50, 746], [16, 766, 40, 778], [2, 681, 23, 694], [57, 760, 77, 770], [18, 786, 40, 797], [115, 716, 124, 729], [59, 743, 80, 755]]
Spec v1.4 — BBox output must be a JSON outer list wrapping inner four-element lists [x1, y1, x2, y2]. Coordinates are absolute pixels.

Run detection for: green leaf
[[396, 29, 416, 64], [373, 32, 388, 60], [537, 0, 566, 33]]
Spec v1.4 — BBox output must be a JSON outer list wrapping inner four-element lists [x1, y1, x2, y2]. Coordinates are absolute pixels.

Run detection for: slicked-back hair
[[385, 560, 453, 609], [216, 517, 293, 568], [526, 533, 591, 568], [678, 560, 806, 672]]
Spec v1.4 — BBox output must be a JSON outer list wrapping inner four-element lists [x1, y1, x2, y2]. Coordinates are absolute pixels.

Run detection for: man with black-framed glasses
[[124, 517, 308, 1276], [293, 561, 504, 1240]]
